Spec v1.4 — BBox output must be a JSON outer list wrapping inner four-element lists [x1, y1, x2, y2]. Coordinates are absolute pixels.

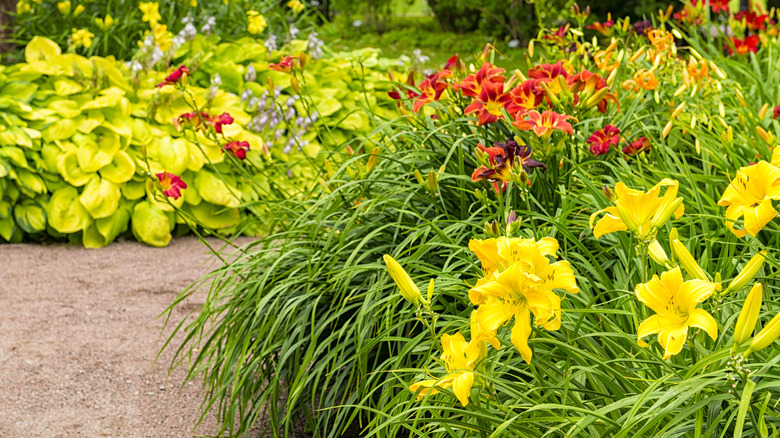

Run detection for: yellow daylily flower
[[139, 1, 161, 25], [153, 24, 174, 53], [409, 332, 482, 406], [718, 161, 780, 237], [246, 10, 268, 35], [636, 267, 718, 359], [468, 239, 578, 363], [468, 236, 559, 277], [590, 179, 684, 241], [287, 0, 305, 14]]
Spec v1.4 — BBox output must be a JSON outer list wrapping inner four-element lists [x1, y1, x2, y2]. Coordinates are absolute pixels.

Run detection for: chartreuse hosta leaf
[[79, 176, 121, 219], [76, 110, 105, 134], [195, 170, 240, 208], [15, 169, 47, 196], [82, 204, 131, 248], [46, 186, 87, 233], [120, 179, 146, 201], [54, 78, 83, 96], [0, 147, 31, 170], [13, 199, 47, 234], [42, 118, 77, 142], [0, 216, 15, 241], [57, 150, 93, 187], [186, 201, 240, 230], [156, 137, 189, 176], [74, 127, 121, 172], [99, 150, 135, 184], [131, 201, 172, 247], [24, 36, 61, 64]]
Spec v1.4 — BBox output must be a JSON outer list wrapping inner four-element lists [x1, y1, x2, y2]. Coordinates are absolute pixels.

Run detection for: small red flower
[[528, 61, 570, 82], [623, 136, 650, 155], [453, 62, 506, 98], [472, 138, 545, 186], [211, 113, 234, 134], [224, 140, 250, 159], [726, 36, 759, 55], [463, 79, 511, 125], [512, 110, 573, 137], [544, 25, 569, 46], [156, 172, 187, 199], [270, 55, 297, 74], [587, 125, 620, 156], [412, 70, 451, 113], [773, 105, 780, 120], [156, 65, 190, 88], [444, 54, 465, 72]]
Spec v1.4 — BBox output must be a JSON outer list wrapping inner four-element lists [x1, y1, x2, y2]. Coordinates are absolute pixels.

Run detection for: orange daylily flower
[[464, 79, 511, 125], [512, 110, 573, 138], [454, 62, 506, 98], [623, 69, 659, 92]]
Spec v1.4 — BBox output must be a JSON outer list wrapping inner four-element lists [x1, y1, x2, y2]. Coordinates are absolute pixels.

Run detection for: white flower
[[352, 20, 362, 28], [508, 39, 521, 48]]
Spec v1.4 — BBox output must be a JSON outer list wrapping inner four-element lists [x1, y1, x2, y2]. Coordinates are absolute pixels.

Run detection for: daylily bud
[[630, 47, 646, 62], [650, 195, 683, 230], [671, 239, 709, 281], [290, 76, 301, 93], [427, 278, 435, 303], [323, 159, 335, 179], [759, 103, 770, 119], [734, 283, 763, 347], [298, 52, 307, 69], [722, 126, 733, 143], [671, 102, 686, 120], [266, 77, 275, 95], [426, 170, 437, 195], [584, 88, 609, 110], [648, 239, 670, 265], [603, 185, 616, 202], [414, 169, 425, 184], [662, 121, 673, 139], [366, 150, 379, 175], [727, 251, 767, 293], [73, 4, 84, 16], [484, 220, 501, 238], [528, 40, 535, 58], [383, 254, 423, 306], [539, 81, 561, 107], [745, 311, 780, 356], [671, 28, 682, 39], [756, 126, 776, 145], [719, 102, 725, 118]]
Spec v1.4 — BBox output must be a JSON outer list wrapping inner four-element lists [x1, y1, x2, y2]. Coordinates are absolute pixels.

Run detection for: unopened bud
[[727, 251, 767, 293], [383, 254, 423, 306], [603, 185, 616, 202], [648, 239, 670, 265], [759, 103, 770, 119], [757, 126, 776, 145], [745, 311, 780, 356], [414, 169, 425, 184], [671, 238, 709, 281], [662, 121, 673, 138], [291, 76, 301, 93], [426, 170, 437, 194], [734, 283, 763, 347]]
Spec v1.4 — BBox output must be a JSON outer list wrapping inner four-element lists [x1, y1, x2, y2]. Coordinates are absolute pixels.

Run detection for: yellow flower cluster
[[718, 152, 780, 237], [287, 0, 305, 14], [70, 28, 94, 49], [246, 11, 268, 35], [139, 1, 161, 26]]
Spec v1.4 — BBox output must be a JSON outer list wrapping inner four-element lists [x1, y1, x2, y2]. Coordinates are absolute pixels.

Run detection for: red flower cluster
[[176, 112, 234, 134], [156, 65, 190, 88], [157, 172, 187, 199], [224, 140, 250, 159], [587, 125, 620, 156], [726, 36, 759, 55], [773, 105, 780, 120]]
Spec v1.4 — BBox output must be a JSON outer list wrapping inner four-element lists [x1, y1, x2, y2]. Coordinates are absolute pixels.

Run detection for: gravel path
[[0, 236, 250, 437]]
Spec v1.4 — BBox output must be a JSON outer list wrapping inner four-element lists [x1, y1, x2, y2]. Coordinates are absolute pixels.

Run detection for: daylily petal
[[451, 371, 474, 406], [539, 260, 579, 294], [659, 325, 689, 359], [409, 379, 446, 400], [743, 197, 777, 237], [687, 308, 718, 341], [593, 211, 628, 239], [725, 204, 748, 238], [637, 314, 668, 347], [511, 307, 533, 363], [677, 279, 716, 311]]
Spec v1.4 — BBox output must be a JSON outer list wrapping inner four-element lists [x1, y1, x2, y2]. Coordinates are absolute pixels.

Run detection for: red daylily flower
[[270, 55, 297, 73], [623, 136, 650, 155], [704, 0, 729, 13], [528, 61, 570, 82], [735, 10, 769, 31], [453, 62, 506, 98], [544, 25, 569, 45], [156, 65, 190, 88], [211, 113, 234, 134], [463, 79, 511, 125], [505, 79, 545, 116], [413, 70, 452, 113], [388, 71, 419, 102], [726, 36, 759, 55], [224, 140, 250, 159], [567, 70, 619, 113], [156, 172, 187, 200], [587, 125, 620, 156], [512, 110, 573, 137], [773, 105, 780, 119]]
